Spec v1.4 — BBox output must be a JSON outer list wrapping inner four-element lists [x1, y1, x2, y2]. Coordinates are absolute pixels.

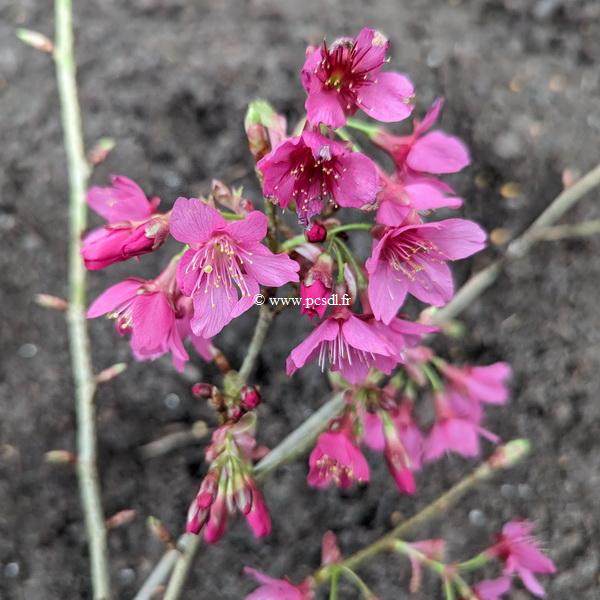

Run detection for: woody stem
[[54, 0, 111, 598]]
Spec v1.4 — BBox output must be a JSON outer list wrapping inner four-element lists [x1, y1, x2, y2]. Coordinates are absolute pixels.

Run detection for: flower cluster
[[84, 25, 556, 598]]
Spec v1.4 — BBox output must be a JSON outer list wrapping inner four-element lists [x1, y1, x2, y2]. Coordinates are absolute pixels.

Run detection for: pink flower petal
[[331, 151, 379, 208], [87, 279, 142, 318], [407, 131, 471, 174], [358, 72, 414, 122], [170, 197, 226, 245]]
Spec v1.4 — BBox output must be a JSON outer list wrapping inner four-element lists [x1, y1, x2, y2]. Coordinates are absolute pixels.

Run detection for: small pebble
[[118, 567, 136, 585], [18, 343, 38, 359], [468, 509, 486, 526], [4, 562, 20, 578], [501, 483, 517, 499], [164, 393, 180, 410]]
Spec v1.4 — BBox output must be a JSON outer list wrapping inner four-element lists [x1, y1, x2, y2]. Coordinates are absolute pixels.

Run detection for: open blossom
[[471, 578, 512, 600], [308, 429, 369, 488], [170, 198, 299, 338], [258, 130, 378, 224], [424, 391, 499, 462], [302, 28, 414, 128], [87, 259, 211, 371], [373, 98, 470, 176], [366, 218, 486, 322], [486, 521, 556, 597], [440, 362, 512, 406], [244, 567, 314, 600], [286, 309, 395, 384], [376, 169, 464, 227], [82, 175, 169, 270]]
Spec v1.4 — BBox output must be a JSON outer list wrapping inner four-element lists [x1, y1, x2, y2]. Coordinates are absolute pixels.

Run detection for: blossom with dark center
[[258, 130, 378, 225], [171, 198, 299, 337], [302, 28, 414, 128], [366, 218, 486, 322], [286, 308, 396, 384]]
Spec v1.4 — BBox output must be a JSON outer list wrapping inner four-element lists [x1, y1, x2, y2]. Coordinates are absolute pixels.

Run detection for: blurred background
[[1, 0, 599, 598]]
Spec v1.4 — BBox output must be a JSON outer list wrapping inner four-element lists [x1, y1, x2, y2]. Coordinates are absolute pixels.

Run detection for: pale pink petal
[[358, 72, 414, 122], [403, 182, 463, 211], [518, 569, 546, 598], [170, 197, 226, 245], [87, 279, 142, 318], [342, 314, 393, 355], [473, 577, 512, 600], [407, 131, 470, 174]]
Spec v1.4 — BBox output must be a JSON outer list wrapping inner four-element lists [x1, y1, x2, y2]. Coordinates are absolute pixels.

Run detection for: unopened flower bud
[[95, 362, 127, 383], [246, 123, 271, 161], [147, 516, 174, 547], [16, 28, 54, 53], [34, 293, 68, 312], [106, 509, 136, 530], [305, 221, 327, 243], [192, 383, 213, 399], [45, 450, 77, 464], [489, 439, 531, 470], [240, 385, 261, 411]]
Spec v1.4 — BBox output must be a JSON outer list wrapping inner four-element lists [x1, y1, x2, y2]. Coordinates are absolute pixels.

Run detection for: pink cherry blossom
[[244, 567, 314, 600], [87, 259, 211, 372], [300, 280, 331, 320], [302, 28, 414, 128], [373, 98, 470, 176], [286, 309, 395, 384], [308, 430, 370, 488], [486, 521, 556, 597], [375, 169, 464, 227], [82, 175, 169, 270], [258, 130, 378, 225], [472, 577, 512, 600], [170, 198, 299, 338], [366, 218, 486, 322], [441, 362, 512, 406], [424, 392, 499, 462]]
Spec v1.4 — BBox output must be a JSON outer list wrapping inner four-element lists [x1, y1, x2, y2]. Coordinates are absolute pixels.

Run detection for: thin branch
[[138, 422, 209, 460], [238, 304, 275, 384], [433, 162, 600, 325], [53, 0, 111, 598], [529, 218, 600, 242], [313, 440, 530, 587]]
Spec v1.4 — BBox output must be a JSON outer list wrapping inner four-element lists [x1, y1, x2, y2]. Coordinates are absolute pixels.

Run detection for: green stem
[[458, 553, 490, 572], [340, 567, 375, 599], [422, 363, 444, 392], [346, 117, 381, 138], [329, 569, 340, 600], [443, 578, 456, 600], [313, 441, 529, 586], [54, 1, 111, 598], [335, 127, 362, 151], [333, 237, 367, 286], [328, 223, 373, 236], [279, 233, 305, 252]]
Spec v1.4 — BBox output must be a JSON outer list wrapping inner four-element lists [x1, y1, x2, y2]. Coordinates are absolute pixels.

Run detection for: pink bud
[[192, 383, 213, 399], [321, 531, 342, 565], [305, 221, 327, 243], [240, 385, 261, 410]]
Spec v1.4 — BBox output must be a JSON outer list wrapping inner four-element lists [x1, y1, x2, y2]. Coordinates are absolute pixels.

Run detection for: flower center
[[384, 231, 442, 281]]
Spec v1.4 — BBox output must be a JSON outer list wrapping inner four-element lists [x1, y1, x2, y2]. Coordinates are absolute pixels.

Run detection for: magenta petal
[[305, 86, 346, 128], [331, 151, 379, 208], [286, 318, 339, 375], [87, 176, 151, 222], [130, 293, 174, 354], [415, 98, 444, 134], [403, 182, 463, 211], [367, 261, 407, 323], [87, 279, 142, 318], [243, 243, 300, 287], [359, 72, 414, 122], [354, 28, 389, 72], [473, 577, 512, 600], [408, 258, 454, 307], [420, 218, 486, 260], [231, 277, 259, 319], [342, 314, 393, 356], [191, 284, 237, 338], [518, 569, 547, 598], [226, 211, 267, 243], [407, 131, 471, 174], [170, 197, 226, 245]]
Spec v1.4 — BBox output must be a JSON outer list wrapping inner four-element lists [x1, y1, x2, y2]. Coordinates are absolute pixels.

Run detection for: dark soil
[[1, 0, 600, 598]]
